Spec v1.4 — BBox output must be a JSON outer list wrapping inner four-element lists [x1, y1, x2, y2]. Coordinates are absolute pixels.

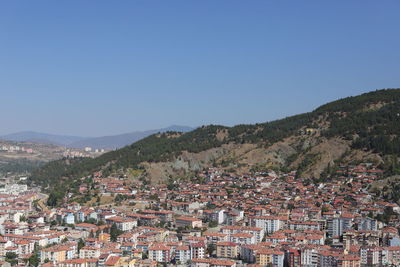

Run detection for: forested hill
[[29, 89, 400, 204]]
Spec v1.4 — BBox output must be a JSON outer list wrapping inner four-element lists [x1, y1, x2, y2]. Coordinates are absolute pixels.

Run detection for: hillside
[[29, 89, 400, 204], [0, 140, 73, 174]]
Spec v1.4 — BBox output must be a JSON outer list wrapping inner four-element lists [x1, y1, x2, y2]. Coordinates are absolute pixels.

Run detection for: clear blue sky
[[1, 1, 399, 136]]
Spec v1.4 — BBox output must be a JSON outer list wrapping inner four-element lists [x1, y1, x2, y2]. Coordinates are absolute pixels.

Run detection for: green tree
[[208, 221, 218, 228], [28, 253, 40, 267], [321, 206, 329, 213], [110, 223, 123, 242], [5, 252, 18, 266], [78, 238, 85, 252], [47, 192, 61, 207], [207, 244, 216, 256]]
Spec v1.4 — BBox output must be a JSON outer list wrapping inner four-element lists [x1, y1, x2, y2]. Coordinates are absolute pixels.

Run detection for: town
[[2, 0, 399, 266], [0, 163, 398, 267], [0, 141, 107, 161]]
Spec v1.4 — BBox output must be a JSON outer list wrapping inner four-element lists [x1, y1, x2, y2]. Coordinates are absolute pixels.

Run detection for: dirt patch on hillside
[[237, 141, 296, 167], [291, 138, 350, 178], [341, 149, 383, 165], [362, 101, 390, 112], [142, 138, 301, 183], [216, 129, 229, 142], [142, 144, 238, 183], [140, 135, 382, 184]]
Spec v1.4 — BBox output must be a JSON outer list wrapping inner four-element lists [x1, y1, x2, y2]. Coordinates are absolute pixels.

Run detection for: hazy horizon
[[0, 125, 195, 138]]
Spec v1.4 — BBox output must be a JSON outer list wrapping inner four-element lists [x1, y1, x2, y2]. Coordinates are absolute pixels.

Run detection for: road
[[36, 192, 49, 212]]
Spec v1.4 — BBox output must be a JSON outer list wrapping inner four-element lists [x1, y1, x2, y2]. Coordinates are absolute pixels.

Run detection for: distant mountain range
[[0, 125, 193, 149], [0, 131, 86, 147], [67, 125, 194, 149]]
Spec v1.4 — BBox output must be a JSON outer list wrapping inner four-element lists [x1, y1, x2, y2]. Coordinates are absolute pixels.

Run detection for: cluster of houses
[[0, 145, 33, 154], [62, 149, 106, 159], [0, 164, 400, 267]]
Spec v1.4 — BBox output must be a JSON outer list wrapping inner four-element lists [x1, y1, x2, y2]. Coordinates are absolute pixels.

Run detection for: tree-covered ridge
[[315, 88, 400, 114], [227, 112, 314, 144], [29, 157, 91, 188], [29, 126, 227, 188], [226, 89, 400, 144], [29, 88, 400, 203], [321, 90, 400, 155], [29, 113, 316, 192]]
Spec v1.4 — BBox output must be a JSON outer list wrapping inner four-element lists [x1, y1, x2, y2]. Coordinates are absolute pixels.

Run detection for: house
[[382, 246, 400, 266], [288, 248, 301, 267], [176, 217, 203, 228], [338, 254, 360, 267], [141, 210, 174, 222], [58, 258, 98, 267], [118, 257, 137, 266], [241, 245, 263, 264], [319, 250, 340, 267], [191, 258, 236, 267], [255, 249, 284, 267], [329, 215, 353, 237], [106, 216, 137, 231], [225, 210, 244, 225], [288, 221, 320, 231], [221, 226, 265, 243], [104, 255, 122, 266], [216, 242, 238, 259], [40, 245, 71, 263], [84, 238, 99, 248], [191, 242, 206, 259], [203, 209, 225, 224], [64, 213, 75, 225], [204, 232, 228, 244], [97, 212, 116, 222], [0, 237, 9, 256], [148, 244, 171, 263], [99, 233, 110, 242], [0, 261, 11, 267], [249, 216, 284, 234], [79, 246, 101, 259], [75, 223, 98, 233], [229, 233, 255, 245], [360, 246, 382, 267], [13, 239, 34, 255], [175, 245, 191, 263], [127, 214, 159, 226], [301, 247, 319, 267], [304, 234, 325, 245]]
